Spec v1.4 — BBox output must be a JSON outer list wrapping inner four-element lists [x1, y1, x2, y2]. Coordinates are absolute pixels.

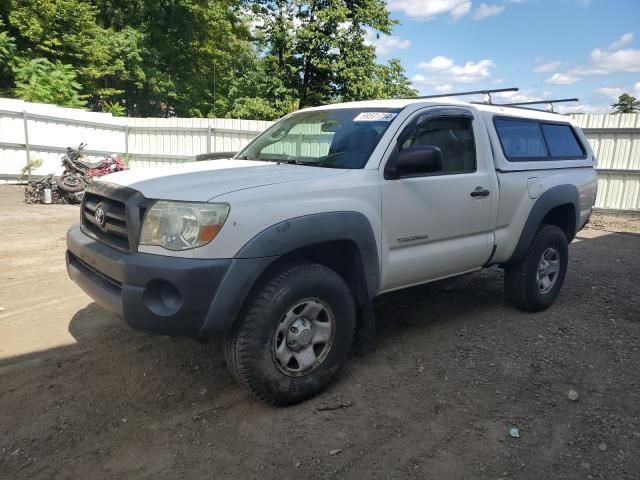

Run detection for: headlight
[[139, 201, 230, 251]]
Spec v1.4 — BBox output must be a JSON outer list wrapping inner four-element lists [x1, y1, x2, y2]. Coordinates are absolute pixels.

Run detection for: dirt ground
[[0, 184, 639, 480]]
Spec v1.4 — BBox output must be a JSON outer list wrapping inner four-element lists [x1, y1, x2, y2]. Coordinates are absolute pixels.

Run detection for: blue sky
[[366, 0, 640, 113]]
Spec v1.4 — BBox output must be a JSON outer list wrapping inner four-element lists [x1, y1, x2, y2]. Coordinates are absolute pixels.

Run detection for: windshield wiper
[[244, 156, 328, 167], [281, 159, 316, 166]]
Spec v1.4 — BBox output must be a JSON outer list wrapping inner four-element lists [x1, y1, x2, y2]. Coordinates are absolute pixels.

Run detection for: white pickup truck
[[66, 98, 598, 404]]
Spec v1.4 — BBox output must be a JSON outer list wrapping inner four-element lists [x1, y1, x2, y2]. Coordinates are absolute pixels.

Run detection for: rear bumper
[[66, 225, 272, 338]]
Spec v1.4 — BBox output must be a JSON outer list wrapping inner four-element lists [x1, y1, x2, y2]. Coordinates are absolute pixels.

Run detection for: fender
[[236, 211, 380, 297], [197, 211, 380, 338], [505, 184, 580, 266]]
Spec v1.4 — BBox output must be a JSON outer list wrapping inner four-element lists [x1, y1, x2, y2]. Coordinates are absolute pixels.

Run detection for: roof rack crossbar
[[402, 87, 519, 104], [497, 98, 579, 113]]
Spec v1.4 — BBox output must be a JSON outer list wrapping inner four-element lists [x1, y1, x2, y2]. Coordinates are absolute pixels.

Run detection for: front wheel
[[58, 174, 86, 193], [504, 224, 569, 312], [224, 261, 356, 405]]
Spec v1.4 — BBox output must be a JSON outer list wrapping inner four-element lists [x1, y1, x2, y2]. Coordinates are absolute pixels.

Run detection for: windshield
[[237, 108, 401, 169]]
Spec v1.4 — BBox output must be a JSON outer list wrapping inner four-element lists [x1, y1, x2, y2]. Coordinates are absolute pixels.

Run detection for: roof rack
[[497, 98, 579, 113], [404, 87, 519, 104]]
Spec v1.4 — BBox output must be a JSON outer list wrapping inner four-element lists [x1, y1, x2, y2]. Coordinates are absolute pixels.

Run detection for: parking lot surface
[[1, 184, 639, 479]]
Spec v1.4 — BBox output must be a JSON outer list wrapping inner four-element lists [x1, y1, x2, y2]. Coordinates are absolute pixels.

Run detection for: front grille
[[83, 192, 130, 250], [80, 183, 149, 252]]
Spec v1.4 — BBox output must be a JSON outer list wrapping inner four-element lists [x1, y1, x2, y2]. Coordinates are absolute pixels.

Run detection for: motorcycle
[[59, 143, 127, 193], [24, 143, 127, 204]]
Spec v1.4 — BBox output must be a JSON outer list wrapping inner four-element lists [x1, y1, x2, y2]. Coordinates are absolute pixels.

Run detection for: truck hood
[[99, 159, 347, 201]]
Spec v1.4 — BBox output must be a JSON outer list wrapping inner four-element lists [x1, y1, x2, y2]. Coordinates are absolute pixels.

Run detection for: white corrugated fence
[[1, 98, 639, 213], [570, 113, 640, 213], [0, 98, 272, 173]]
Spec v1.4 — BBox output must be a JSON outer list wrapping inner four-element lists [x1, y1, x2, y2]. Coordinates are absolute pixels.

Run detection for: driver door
[[379, 107, 495, 292]]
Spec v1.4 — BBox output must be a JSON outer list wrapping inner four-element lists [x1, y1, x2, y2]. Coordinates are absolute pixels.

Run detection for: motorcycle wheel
[[59, 174, 86, 193]]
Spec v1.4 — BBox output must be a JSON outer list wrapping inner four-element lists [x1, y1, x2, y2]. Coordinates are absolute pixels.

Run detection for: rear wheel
[[504, 224, 569, 312], [224, 261, 355, 405]]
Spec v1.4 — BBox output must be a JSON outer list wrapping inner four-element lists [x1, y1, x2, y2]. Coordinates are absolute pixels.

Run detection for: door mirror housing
[[386, 145, 443, 179]]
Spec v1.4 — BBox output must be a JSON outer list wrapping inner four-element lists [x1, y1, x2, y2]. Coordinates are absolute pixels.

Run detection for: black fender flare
[[505, 184, 580, 266], [198, 211, 380, 338], [235, 211, 380, 297]]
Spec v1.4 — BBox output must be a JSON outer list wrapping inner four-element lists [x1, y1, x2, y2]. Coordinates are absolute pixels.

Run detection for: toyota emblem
[[95, 206, 106, 227]]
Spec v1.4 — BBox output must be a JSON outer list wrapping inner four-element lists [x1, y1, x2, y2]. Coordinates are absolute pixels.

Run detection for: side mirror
[[386, 145, 443, 179]]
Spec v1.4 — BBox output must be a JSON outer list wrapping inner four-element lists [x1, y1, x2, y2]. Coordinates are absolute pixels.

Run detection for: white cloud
[[490, 89, 607, 114], [418, 56, 455, 71], [609, 32, 634, 50], [387, 0, 472, 20], [411, 74, 461, 94], [596, 82, 640, 101], [546, 73, 580, 85], [416, 55, 496, 83], [552, 33, 640, 81], [451, 1, 472, 19], [411, 55, 497, 94], [532, 61, 561, 73], [571, 47, 640, 76], [410, 74, 434, 91], [434, 84, 455, 93], [474, 3, 505, 20], [596, 86, 625, 101], [492, 89, 553, 104], [364, 29, 411, 56]]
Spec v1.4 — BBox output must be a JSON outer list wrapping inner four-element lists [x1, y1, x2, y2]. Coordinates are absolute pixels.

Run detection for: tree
[[95, 0, 256, 117], [0, 19, 15, 68], [611, 93, 640, 114], [247, 0, 415, 112], [1, 0, 415, 117], [0, 19, 16, 93], [13, 57, 86, 107], [102, 100, 126, 116]]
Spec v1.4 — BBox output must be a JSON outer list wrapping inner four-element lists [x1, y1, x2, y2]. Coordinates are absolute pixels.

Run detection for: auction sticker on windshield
[[354, 112, 398, 122]]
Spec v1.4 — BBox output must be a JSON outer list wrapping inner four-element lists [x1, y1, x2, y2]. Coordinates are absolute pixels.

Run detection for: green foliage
[[102, 100, 126, 116], [0, 19, 16, 93], [611, 93, 640, 114], [19, 157, 43, 180], [247, 0, 410, 111], [0, 19, 16, 66], [13, 57, 87, 107], [1, 0, 415, 118]]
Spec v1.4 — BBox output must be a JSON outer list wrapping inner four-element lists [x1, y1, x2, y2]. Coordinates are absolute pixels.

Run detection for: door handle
[[470, 187, 490, 198]]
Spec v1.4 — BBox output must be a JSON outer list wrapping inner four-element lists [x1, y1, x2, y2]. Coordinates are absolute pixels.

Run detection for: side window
[[540, 123, 585, 158], [494, 117, 586, 161], [402, 116, 476, 174], [494, 118, 548, 159]]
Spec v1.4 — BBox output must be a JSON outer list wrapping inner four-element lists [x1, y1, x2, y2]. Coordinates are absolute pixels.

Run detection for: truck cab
[[66, 98, 598, 404]]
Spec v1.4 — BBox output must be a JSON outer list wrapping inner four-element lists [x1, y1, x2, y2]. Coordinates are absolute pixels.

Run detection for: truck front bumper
[[66, 225, 272, 338]]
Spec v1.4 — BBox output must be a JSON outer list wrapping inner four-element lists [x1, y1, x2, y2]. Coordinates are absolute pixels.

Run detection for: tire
[[224, 261, 356, 405], [504, 224, 569, 312], [58, 174, 86, 193]]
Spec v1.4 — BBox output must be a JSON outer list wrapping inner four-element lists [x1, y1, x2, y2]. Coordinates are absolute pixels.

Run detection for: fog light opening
[[143, 279, 183, 316]]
